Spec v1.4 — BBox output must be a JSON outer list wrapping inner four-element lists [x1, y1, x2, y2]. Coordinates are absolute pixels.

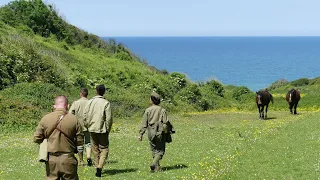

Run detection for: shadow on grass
[[102, 168, 138, 176], [107, 160, 118, 164], [264, 117, 277, 120], [162, 164, 188, 171]]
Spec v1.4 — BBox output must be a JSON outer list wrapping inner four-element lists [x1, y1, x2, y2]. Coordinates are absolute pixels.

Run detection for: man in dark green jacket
[[138, 92, 169, 172]]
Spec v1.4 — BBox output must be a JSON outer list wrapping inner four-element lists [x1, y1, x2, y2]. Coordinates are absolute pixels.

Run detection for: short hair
[[55, 95, 68, 106], [80, 88, 88, 97], [151, 95, 160, 105], [96, 84, 106, 96]]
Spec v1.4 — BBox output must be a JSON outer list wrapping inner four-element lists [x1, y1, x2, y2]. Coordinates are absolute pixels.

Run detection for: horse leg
[[258, 105, 262, 119], [294, 102, 298, 114], [289, 103, 293, 114], [261, 106, 265, 119], [265, 104, 268, 119]]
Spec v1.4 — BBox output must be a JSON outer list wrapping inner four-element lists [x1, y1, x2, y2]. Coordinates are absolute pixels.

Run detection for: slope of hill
[[0, 0, 253, 129], [0, 0, 319, 129]]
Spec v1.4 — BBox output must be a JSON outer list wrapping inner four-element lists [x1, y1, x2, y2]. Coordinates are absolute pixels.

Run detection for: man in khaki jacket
[[84, 84, 112, 177], [69, 88, 92, 166], [138, 92, 169, 172], [34, 96, 84, 180]]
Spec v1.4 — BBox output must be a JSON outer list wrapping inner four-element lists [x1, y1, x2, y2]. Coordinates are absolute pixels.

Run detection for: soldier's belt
[[48, 152, 74, 157]]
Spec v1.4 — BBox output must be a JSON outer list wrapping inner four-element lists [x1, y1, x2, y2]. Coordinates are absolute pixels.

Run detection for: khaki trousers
[[45, 153, 78, 180], [90, 132, 109, 168]]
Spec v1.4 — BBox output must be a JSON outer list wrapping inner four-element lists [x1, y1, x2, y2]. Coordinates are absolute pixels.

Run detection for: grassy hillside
[[0, 0, 320, 130], [0, 0, 254, 129]]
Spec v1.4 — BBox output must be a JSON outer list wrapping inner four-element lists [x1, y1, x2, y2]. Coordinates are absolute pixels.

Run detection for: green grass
[[1, 110, 319, 179]]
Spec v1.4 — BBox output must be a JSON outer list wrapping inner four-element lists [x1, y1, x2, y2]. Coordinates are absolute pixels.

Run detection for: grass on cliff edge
[[1, 110, 320, 179]]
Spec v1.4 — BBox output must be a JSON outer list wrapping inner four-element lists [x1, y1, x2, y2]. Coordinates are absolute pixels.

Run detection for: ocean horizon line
[[102, 36, 320, 38]]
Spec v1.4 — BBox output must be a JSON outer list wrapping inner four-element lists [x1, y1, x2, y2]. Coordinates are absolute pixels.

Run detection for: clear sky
[[1, 0, 320, 36]]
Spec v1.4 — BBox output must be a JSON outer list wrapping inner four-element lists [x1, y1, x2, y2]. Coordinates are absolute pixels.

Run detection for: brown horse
[[256, 90, 274, 120], [286, 89, 301, 114]]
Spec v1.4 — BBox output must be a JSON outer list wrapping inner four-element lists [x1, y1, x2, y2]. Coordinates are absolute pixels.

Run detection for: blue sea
[[107, 37, 320, 91]]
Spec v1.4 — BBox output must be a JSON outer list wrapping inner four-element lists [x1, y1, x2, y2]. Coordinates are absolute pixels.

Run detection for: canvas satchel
[[38, 113, 66, 162], [38, 139, 48, 162]]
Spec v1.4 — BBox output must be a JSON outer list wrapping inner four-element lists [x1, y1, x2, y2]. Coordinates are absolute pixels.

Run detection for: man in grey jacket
[[84, 84, 113, 177]]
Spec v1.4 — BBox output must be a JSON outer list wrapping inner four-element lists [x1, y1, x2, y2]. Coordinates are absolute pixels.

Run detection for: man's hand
[[138, 135, 143, 141]]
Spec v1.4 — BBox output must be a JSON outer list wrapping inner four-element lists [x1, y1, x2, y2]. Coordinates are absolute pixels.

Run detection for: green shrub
[[199, 80, 224, 97], [309, 77, 320, 85], [0, 83, 65, 128], [0, 34, 68, 89], [170, 72, 187, 90], [175, 84, 208, 110], [267, 79, 289, 90], [291, 78, 309, 87], [232, 86, 252, 101]]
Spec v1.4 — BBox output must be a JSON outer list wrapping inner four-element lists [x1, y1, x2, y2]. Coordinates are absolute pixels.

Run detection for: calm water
[[106, 37, 320, 91]]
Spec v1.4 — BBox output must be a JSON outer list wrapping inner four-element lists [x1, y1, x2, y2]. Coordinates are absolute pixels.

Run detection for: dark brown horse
[[256, 90, 274, 120], [286, 89, 301, 114]]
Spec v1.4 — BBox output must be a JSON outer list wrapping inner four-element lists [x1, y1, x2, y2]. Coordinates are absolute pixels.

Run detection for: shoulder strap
[[47, 112, 67, 139], [55, 126, 76, 147], [47, 112, 77, 149], [55, 114, 77, 148]]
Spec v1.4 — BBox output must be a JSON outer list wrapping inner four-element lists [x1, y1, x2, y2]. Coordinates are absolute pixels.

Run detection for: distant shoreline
[[104, 36, 320, 91]]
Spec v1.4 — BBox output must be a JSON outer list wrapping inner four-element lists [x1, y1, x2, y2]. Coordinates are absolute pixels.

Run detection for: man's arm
[[105, 101, 113, 132], [76, 120, 84, 147], [83, 100, 90, 129], [33, 120, 45, 144], [138, 110, 148, 140]]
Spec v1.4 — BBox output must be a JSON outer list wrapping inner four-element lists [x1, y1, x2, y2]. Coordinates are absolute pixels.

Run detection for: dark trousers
[[90, 132, 109, 168], [149, 134, 166, 158]]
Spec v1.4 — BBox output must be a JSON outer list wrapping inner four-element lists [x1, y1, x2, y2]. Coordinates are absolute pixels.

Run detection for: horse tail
[[270, 94, 274, 104]]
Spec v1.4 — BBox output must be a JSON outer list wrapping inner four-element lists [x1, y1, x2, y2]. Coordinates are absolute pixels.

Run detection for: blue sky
[[1, 0, 320, 36]]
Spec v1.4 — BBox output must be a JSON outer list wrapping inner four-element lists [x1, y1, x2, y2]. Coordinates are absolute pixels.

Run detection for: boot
[[95, 168, 102, 177], [150, 154, 161, 172], [87, 158, 92, 167], [154, 165, 161, 172]]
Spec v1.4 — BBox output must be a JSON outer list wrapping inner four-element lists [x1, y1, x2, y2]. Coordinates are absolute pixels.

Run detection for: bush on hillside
[[170, 72, 187, 91], [175, 84, 208, 110], [309, 77, 320, 85], [115, 43, 133, 61], [0, 83, 65, 128], [199, 80, 224, 97], [267, 79, 289, 90], [232, 86, 252, 101], [291, 78, 309, 87], [0, 34, 68, 90]]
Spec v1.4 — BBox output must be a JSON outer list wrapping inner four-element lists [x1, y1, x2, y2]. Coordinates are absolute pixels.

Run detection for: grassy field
[[0, 110, 319, 179]]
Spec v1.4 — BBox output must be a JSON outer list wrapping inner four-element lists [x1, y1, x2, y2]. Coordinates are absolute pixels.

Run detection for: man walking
[[34, 96, 84, 180], [138, 92, 170, 172], [69, 88, 92, 166], [84, 84, 113, 177]]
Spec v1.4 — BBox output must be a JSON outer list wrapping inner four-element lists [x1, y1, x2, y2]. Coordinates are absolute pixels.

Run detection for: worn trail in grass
[[0, 110, 317, 179]]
